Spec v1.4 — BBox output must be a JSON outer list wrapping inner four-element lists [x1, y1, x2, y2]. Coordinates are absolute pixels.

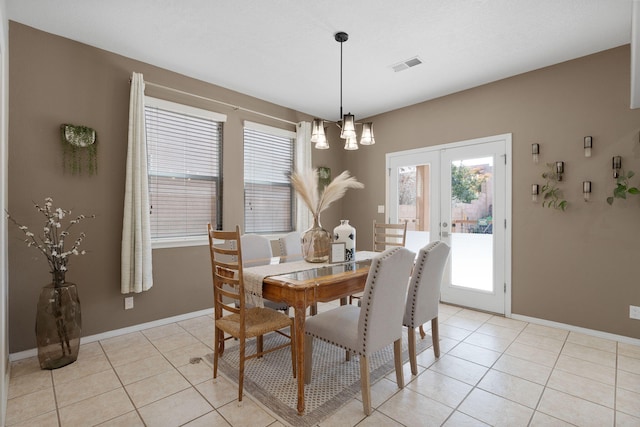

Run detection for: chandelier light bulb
[[311, 119, 326, 144], [314, 134, 329, 149], [360, 123, 375, 145], [344, 136, 358, 150], [340, 114, 356, 139]]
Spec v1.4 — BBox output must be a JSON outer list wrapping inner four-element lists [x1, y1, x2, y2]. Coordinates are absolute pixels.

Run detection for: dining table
[[243, 251, 377, 415]]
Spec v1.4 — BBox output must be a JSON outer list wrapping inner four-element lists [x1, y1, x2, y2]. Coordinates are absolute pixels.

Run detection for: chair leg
[[419, 324, 426, 339], [290, 326, 296, 378], [257, 335, 263, 357], [213, 327, 220, 379], [408, 327, 418, 375], [394, 339, 404, 388], [216, 329, 225, 356], [238, 337, 245, 402], [359, 354, 371, 416], [304, 334, 313, 384], [431, 317, 440, 358]]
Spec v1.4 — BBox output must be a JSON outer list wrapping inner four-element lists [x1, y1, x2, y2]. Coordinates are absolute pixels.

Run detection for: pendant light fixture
[[310, 31, 375, 150]]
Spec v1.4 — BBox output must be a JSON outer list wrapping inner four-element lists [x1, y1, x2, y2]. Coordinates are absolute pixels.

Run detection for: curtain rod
[[142, 80, 298, 126]]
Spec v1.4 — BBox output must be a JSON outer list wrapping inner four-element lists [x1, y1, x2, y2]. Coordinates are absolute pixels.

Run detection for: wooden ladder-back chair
[[207, 224, 296, 403], [372, 221, 408, 252], [349, 220, 409, 305]]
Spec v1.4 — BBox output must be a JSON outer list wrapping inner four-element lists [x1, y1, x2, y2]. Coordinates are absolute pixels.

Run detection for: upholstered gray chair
[[277, 231, 321, 315], [240, 234, 289, 314], [403, 241, 450, 375], [241, 234, 274, 267], [303, 247, 415, 415], [349, 220, 408, 305], [277, 231, 303, 262]]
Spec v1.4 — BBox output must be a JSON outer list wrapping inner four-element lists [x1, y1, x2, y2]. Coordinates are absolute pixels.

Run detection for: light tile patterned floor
[[6, 303, 640, 426]]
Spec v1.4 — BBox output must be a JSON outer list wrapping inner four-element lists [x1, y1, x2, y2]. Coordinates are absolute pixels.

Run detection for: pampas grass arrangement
[[290, 169, 364, 221], [291, 168, 364, 262]]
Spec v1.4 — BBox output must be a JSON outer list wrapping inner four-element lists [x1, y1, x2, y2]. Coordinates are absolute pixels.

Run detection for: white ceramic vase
[[333, 220, 356, 261]]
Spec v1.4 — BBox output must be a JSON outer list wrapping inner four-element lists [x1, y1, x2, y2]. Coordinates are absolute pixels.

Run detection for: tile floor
[[5, 302, 640, 427]]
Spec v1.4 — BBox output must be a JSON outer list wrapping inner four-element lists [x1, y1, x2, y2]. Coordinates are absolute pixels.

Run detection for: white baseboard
[[9, 309, 639, 361], [9, 308, 214, 362], [511, 313, 640, 346]]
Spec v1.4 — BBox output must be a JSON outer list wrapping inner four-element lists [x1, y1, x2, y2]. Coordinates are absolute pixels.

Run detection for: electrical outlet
[[124, 296, 134, 310], [630, 305, 640, 320], [377, 205, 385, 214]]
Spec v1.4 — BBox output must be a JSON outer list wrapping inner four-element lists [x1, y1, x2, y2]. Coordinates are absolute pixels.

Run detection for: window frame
[[243, 121, 297, 235], [145, 96, 226, 249]]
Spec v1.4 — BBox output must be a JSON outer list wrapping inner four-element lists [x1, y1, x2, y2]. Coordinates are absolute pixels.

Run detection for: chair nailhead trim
[[406, 241, 440, 329]]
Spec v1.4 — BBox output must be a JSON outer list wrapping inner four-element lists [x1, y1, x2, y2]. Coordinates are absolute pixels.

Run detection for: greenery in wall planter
[[60, 124, 97, 175], [541, 163, 568, 211], [606, 170, 639, 205]]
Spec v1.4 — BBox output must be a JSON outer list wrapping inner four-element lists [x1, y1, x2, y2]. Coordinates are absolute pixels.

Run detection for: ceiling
[[6, 0, 634, 120]]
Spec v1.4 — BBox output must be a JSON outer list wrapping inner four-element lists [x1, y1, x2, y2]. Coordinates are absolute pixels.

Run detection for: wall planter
[[541, 162, 568, 211], [61, 124, 97, 175], [607, 170, 639, 205]]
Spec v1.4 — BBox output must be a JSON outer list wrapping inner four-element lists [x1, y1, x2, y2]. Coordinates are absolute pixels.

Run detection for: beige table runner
[[243, 251, 378, 307]]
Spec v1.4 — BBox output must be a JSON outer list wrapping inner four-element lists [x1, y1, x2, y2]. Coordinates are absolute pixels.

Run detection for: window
[[243, 121, 296, 234], [145, 97, 225, 244]]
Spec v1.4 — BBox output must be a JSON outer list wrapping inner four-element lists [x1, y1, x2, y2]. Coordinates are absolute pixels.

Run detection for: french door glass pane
[[397, 164, 431, 253], [450, 156, 493, 292]]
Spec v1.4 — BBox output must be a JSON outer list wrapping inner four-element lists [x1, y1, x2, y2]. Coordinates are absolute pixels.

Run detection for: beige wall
[[7, 22, 340, 352], [7, 22, 640, 354], [342, 45, 640, 339]]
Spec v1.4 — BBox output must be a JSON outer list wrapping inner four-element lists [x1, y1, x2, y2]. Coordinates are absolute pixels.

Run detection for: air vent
[[391, 56, 423, 73]]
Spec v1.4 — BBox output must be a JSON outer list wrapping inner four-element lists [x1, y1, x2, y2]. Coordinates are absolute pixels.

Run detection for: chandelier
[[310, 32, 375, 150]]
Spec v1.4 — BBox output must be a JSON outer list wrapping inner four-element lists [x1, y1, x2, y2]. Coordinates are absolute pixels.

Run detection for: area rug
[[201, 331, 432, 427]]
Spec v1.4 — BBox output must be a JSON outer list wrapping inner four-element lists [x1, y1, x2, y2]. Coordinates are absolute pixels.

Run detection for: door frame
[[386, 133, 512, 316]]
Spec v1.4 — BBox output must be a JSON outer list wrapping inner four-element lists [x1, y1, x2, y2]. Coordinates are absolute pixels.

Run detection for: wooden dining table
[[255, 255, 375, 415]]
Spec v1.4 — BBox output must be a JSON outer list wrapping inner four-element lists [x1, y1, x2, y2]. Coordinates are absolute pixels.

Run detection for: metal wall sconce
[[555, 161, 564, 181], [583, 181, 591, 202], [613, 156, 622, 178], [532, 143, 540, 164], [584, 136, 592, 158], [532, 184, 539, 202]]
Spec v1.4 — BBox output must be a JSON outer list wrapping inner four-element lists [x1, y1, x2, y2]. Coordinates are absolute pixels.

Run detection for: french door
[[387, 134, 511, 315]]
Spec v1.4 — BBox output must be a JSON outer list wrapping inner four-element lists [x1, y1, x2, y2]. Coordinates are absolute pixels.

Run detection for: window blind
[[244, 125, 294, 233], [146, 103, 222, 239]]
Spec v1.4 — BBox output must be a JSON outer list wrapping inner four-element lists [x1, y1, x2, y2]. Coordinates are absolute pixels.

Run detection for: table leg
[[294, 297, 307, 415]]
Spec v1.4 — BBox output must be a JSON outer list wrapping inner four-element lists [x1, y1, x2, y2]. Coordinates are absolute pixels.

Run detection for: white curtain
[[121, 72, 153, 294], [296, 121, 312, 231]]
